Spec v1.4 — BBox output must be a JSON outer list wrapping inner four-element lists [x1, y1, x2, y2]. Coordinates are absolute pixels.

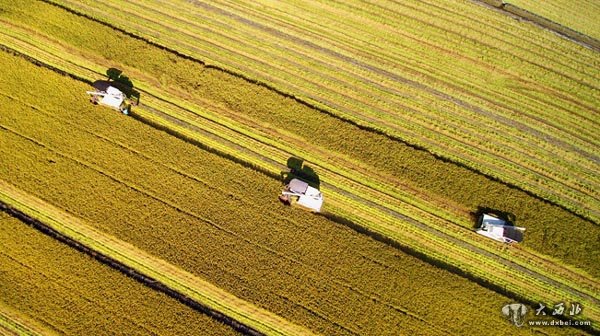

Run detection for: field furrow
[[502, 0, 600, 40]]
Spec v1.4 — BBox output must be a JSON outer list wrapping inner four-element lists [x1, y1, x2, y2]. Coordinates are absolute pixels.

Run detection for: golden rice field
[[0, 0, 598, 334], [0, 49, 593, 335], [0, 212, 239, 336]]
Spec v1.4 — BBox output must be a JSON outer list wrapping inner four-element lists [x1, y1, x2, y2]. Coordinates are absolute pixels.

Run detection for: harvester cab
[[279, 178, 323, 213], [476, 213, 525, 243]]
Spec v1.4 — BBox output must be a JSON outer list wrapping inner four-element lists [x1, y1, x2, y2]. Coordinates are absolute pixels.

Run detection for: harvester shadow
[[104, 67, 140, 105], [280, 157, 320, 190]]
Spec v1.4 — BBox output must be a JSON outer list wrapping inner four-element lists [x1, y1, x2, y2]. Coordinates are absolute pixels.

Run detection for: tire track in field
[[474, 0, 600, 51]]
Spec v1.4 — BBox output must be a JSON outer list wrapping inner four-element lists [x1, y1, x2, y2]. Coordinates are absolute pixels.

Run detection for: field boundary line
[[0, 180, 317, 336], [40, 0, 599, 224], [476, 0, 600, 51]]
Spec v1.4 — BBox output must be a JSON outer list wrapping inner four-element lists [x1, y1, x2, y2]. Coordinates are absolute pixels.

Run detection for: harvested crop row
[[0, 51, 583, 335], [82, 0, 591, 202], [1, 0, 597, 278], [47, 0, 600, 221], [502, 0, 600, 40], [0, 211, 240, 336]]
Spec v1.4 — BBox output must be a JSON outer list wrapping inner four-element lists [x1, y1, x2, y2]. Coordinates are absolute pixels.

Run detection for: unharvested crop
[[0, 212, 239, 336], [1, 0, 597, 278], [0, 50, 587, 335]]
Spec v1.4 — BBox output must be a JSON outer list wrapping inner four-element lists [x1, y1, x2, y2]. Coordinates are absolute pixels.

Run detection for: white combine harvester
[[279, 178, 323, 213], [476, 213, 525, 244], [87, 85, 129, 115]]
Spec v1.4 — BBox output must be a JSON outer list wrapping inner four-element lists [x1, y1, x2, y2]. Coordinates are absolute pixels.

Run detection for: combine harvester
[[86, 82, 130, 115], [279, 178, 323, 213], [476, 213, 525, 244]]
